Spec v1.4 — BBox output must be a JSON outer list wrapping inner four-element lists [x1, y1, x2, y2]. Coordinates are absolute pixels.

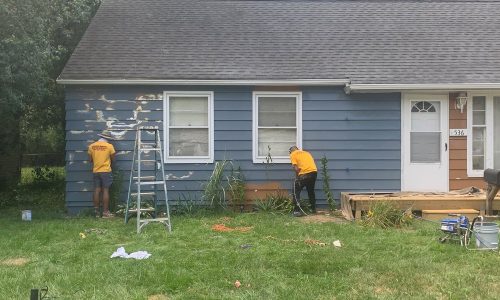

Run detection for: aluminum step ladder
[[125, 126, 172, 233]]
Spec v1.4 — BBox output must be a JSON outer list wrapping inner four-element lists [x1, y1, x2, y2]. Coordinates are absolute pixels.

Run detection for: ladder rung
[[139, 148, 161, 151], [133, 176, 156, 180], [139, 126, 159, 130], [130, 192, 156, 196], [137, 181, 165, 185], [140, 217, 169, 223], [128, 208, 156, 212], [136, 160, 156, 163]]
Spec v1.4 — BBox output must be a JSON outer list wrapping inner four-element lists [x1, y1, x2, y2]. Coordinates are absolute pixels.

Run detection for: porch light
[[455, 91, 469, 113]]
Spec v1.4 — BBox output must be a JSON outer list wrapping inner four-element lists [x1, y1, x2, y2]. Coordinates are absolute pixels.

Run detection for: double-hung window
[[253, 92, 302, 163], [467, 93, 500, 176], [163, 91, 214, 163]]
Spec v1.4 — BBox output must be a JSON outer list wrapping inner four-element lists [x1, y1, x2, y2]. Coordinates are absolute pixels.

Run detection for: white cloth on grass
[[111, 247, 151, 260]]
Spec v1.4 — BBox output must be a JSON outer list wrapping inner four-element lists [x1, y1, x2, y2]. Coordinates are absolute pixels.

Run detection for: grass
[[1, 168, 500, 299], [1, 209, 500, 299]]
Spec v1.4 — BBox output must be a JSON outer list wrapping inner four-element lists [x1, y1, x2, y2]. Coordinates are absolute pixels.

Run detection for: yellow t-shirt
[[88, 141, 115, 173], [290, 150, 317, 176]]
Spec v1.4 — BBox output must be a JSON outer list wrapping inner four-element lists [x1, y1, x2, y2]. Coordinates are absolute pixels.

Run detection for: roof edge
[[56, 78, 350, 86], [346, 83, 500, 93]]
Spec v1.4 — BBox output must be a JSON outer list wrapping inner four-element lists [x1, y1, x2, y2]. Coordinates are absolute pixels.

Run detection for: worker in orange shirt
[[88, 130, 116, 218], [289, 146, 318, 216]]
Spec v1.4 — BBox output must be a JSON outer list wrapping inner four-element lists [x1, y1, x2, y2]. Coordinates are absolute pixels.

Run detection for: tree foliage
[[0, 0, 100, 158]]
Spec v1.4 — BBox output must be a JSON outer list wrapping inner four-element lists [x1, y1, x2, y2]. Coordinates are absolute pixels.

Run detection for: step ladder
[[125, 126, 172, 233]]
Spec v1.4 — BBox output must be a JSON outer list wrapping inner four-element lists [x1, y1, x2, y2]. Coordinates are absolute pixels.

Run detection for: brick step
[[422, 209, 480, 221]]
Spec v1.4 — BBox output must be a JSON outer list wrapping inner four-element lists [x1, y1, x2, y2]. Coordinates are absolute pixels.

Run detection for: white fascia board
[[346, 83, 500, 93], [57, 78, 349, 86]]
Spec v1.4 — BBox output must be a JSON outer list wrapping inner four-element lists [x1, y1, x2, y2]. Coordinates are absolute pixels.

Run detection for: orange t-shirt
[[88, 141, 115, 173], [290, 150, 317, 176]]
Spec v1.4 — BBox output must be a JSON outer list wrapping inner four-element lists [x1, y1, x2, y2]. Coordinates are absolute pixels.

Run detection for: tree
[[0, 0, 100, 185]]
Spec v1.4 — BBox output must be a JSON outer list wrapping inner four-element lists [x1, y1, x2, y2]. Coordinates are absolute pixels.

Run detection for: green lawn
[[1, 209, 499, 300]]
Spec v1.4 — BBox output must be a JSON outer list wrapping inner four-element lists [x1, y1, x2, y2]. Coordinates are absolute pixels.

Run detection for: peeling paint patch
[[85, 103, 92, 111], [109, 130, 127, 140], [96, 110, 105, 122], [99, 95, 108, 101], [70, 130, 85, 134], [130, 111, 138, 120], [135, 94, 163, 101], [106, 121, 143, 129], [166, 171, 194, 180]]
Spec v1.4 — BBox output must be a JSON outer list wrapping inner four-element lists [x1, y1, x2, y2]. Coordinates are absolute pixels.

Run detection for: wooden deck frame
[[340, 191, 500, 220]]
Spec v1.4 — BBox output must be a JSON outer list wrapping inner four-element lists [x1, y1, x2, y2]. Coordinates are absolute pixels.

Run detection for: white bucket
[[474, 222, 499, 250], [21, 210, 32, 221]]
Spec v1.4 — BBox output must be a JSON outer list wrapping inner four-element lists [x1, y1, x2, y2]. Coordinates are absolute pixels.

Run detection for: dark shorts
[[93, 172, 113, 188]]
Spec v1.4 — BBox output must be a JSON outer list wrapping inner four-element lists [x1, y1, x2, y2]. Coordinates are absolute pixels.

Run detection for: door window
[[410, 101, 441, 163]]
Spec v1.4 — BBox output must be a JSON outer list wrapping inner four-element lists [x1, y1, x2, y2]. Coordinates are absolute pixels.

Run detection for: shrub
[[172, 193, 207, 216], [361, 201, 413, 228], [320, 156, 335, 211], [202, 160, 229, 210], [109, 169, 123, 212], [254, 191, 293, 213], [227, 166, 246, 208], [31, 166, 64, 185]]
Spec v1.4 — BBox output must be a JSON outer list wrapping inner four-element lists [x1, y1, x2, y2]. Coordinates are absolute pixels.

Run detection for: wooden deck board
[[341, 190, 500, 220]]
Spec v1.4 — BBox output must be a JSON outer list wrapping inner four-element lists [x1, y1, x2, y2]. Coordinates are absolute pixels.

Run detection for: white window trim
[[467, 92, 495, 177], [252, 91, 302, 164], [163, 91, 214, 163]]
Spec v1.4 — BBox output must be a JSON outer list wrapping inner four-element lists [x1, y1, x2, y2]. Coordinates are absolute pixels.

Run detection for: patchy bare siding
[[65, 86, 401, 213]]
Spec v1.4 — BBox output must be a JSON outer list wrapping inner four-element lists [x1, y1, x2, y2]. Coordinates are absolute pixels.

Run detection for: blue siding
[[65, 85, 401, 213]]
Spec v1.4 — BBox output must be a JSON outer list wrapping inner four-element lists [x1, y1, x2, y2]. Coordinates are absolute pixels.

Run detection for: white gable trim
[[346, 83, 500, 93], [57, 79, 349, 86]]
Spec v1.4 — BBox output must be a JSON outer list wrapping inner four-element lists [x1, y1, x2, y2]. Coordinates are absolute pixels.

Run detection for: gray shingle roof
[[59, 0, 500, 84]]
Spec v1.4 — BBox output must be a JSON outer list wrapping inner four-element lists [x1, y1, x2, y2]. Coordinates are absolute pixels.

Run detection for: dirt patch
[[148, 294, 169, 300], [212, 224, 253, 233], [374, 286, 394, 294], [1, 257, 30, 266], [299, 213, 347, 224]]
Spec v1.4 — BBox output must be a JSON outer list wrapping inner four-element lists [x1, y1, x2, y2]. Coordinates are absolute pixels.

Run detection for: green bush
[[320, 156, 336, 210], [227, 166, 246, 207], [172, 193, 207, 216], [202, 160, 229, 210], [0, 167, 66, 210], [361, 201, 413, 228], [254, 191, 293, 213]]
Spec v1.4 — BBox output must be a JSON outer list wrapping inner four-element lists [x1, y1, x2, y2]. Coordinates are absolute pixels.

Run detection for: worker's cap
[[289, 146, 298, 153], [97, 130, 114, 140]]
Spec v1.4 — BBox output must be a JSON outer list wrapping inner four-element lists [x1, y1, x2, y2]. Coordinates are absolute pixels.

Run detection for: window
[[253, 92, 302, 163], [467, 94, 500, 176], [163, 91, 214, 163]]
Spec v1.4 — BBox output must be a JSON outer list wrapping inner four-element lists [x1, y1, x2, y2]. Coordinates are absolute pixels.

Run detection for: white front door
[[402, 94, 449, 192]]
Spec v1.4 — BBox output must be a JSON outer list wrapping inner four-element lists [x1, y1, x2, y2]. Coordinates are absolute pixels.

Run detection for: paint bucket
[[474, 222, 499, 250], [21, 210, 32, 221]]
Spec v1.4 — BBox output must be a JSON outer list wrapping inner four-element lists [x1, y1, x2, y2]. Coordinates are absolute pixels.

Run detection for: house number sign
[[449, 129, 467, 136]]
